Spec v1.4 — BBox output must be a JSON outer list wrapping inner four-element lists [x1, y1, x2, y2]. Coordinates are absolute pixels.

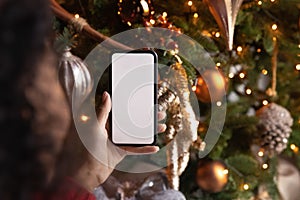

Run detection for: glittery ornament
[[256, 103, 293, 155]]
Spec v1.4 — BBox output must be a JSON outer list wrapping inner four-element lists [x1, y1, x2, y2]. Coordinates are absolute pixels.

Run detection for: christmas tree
[[53, 0, 300, 199]]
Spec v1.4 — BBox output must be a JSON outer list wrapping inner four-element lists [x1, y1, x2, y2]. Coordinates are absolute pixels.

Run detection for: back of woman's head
[[0, 0, 70, 198]]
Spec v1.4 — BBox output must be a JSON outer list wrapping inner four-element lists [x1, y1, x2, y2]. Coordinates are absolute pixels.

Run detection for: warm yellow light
[[151, 11, 155, 15], [273, 37, 277, 41], [223, 169, 229, 175], [192, 85, 197, 91], [193, 13, 199, 18], [215, 32, 221, 38], [262, 163, 268, 169], [80, 115, 90, 122], [262, 100, 269, 106], [150, 19, 155, 25], [188, 0, 193, 6], [243, 184, 249, 190], [216, 62, 221, 67], [127, 21, 132, 26], [140, 0, 150, 15], [216, 101, 222, 107], [296, 64, 300, 71], [239, 72, 245, 79], [246, 88, 252, 95], [162, 12, 168, 18], [258, 151, 264, 157], [270, 0, 275, 2], [237, 46, 243, 52], [74, 14, 80, 19], [290, 144, 296, 150], [262, 69, 268, 75], [258, 1, 262, 5], [298, 44, 300, 48], [117, 11, 121, 15], [228, 73, 235, 79], [271, 24, 278, 31], [257, 48, 262, 53]]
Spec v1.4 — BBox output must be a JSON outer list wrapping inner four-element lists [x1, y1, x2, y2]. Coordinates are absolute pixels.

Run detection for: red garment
[[34, 177, 96, 200]]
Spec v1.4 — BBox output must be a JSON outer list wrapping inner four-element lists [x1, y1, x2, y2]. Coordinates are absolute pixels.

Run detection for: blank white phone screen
[[111, 53, 156, 144]]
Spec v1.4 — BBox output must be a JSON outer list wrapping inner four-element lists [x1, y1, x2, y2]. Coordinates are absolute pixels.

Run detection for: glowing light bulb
[[188, 0, 193, 6], [192, 85, 197, 91], [271, 24, 278, 31], [246, 88, 252, 95], [243, 184, 249, 190], [193, 13, 199, 18], [80, 115, 89, 122], [216, 62, 221, 67], [239, 72, 245, 79], [258, 1, 262, 5], [223, 169, 229, 175], [262, 164, 268, 169], [262, 69, 268, 75], [127, 21, 132, 26], [258, 151, 264, 157], [257, 48, 262, 53], [237, 46, 243, 52], [215, 32, 221, 38], [216, 101, 222, 107], [296, 64, 300, 71], [162, 12, 168, 18], [228, 73, 234, 79], [150, 19, 155, 25], [117, 11, 121, 15], [262, 100, 268, 105], [270, 0, 275, 2], [74, 14, 80, 19]]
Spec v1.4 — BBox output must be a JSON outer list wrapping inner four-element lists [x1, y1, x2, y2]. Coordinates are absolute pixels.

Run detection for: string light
[[270, 0, 275, 2], [215, 32, 221, 38], [74, 14, 80, 19], [262, 69, 268, 75], [296, 64, 300, 71], [245, 88, 252, 95], [223, 169, 229, 175], [298, 44, 300, 48], [192, 85, 197, 91], [228, 73, 235, 79], [216, 101, 222, 107], [262, 163, 268, 169], [257, 48, 262, 53], [273, 37, 277, 41], [257, 1, 262, 5], [117, 11, 121, 15], [258, 150, 264, 157], [150, 19, 155, 25], [80, 115, 90, 122], [162, 12, 168, 18], [127, 21, 132, 26], [216, 62, 221, 67], [239, 72, 245, 79], [193, 13, 199, 18], [188, 0, 193, 6], [271, 24, 278, 31], [262, 100, 269, 105], [243, 184, 249, 190], [237, 46, 243, 52], [290, 144, 299, 153]]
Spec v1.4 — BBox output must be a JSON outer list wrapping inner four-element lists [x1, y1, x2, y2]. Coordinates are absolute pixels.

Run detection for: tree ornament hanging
[[203, 0, 243, 50], [58, 47, 93, 110], [194, 68, 228, 103], [158, 62, 201, 190], [256, 103, 293, 155], [117, 0, 154, 26], [196, 160, 229, 193]]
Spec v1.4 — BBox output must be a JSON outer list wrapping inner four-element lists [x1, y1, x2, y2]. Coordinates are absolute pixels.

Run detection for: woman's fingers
[[120, 146, 159, 155], [158, 124, 166, 133], [158, 111, 166, 121]]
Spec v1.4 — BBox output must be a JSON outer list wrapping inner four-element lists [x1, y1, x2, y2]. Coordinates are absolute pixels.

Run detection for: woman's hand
[[70, 91, 166, 192]]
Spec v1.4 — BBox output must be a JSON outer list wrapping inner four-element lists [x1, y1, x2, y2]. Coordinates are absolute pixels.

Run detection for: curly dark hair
[[0, 0, 70, 199]]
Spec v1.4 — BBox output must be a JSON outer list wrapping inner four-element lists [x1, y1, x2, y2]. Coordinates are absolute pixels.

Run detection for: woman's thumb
[[98, 91, 111, 126]]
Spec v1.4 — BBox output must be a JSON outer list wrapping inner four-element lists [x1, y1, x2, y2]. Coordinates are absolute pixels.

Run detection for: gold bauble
[[196, 160, 228, 193], [194, 68, 227, 103]]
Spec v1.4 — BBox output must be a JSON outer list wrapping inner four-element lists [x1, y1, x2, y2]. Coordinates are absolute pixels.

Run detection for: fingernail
[[102, 92, 108, 103]]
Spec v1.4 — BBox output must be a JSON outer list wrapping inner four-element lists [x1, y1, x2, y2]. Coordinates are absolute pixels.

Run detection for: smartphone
[[110, 51, 157, 145]]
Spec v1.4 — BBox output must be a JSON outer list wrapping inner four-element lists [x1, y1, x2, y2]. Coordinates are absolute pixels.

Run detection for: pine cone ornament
[[256, 103, 293, 155]]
